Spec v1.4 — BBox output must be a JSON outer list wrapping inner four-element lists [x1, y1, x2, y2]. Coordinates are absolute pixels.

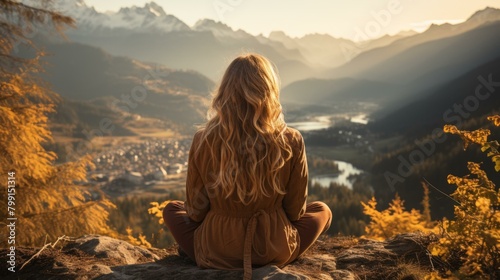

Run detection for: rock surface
[[1, 233, 438, 280]]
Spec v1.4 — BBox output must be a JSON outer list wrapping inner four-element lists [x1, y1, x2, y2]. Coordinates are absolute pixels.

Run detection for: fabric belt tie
[[243, 210, 266, 280]]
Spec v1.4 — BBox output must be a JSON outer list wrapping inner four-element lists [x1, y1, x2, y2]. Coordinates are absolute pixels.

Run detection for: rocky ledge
[[0, 233, 439, 280]]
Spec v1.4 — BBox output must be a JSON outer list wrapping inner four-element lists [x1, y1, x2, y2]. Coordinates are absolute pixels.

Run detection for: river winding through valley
[[288, 114, 366, 189]]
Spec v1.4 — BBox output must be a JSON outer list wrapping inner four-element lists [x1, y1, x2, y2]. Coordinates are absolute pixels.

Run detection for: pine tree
[[0, 0, 115, 247], [421, 182, 432, 226]]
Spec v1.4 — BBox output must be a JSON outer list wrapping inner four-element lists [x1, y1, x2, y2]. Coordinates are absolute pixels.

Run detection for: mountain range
[[41, 0, 500, 110], [18, 37, 214, 138], [34, 0, 426, 86], [20, 0, 500, 140], [51, 1, 190, 33], [282, 7, 500, 115]]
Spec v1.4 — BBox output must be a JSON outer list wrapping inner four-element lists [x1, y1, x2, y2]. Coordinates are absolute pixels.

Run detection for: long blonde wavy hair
[[196, 53, 292, 205]]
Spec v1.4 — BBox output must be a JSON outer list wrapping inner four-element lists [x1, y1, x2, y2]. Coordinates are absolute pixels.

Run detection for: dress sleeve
[[184, 133, 210, 222], [283, 132, 308, 221]]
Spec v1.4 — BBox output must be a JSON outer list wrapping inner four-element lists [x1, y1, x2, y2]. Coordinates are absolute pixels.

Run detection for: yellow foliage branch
[[428, 115, 500, 279]]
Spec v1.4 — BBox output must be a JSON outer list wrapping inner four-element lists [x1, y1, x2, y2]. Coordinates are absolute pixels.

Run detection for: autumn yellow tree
[[427, 116, 500, 279], [362, 190, 437, 241], [0, 0, 115, 246]]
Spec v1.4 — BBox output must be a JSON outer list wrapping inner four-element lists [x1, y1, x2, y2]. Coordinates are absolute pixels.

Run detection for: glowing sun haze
[[85, 0, 500, 40]]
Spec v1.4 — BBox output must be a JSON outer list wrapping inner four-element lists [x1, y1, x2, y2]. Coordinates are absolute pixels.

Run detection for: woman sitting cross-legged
[[163, 53, 332, 280]]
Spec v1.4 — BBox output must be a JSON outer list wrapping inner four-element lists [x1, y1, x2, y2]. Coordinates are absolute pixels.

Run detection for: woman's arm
[[184, 133, 210, 222], [283, 132, 308, 221]]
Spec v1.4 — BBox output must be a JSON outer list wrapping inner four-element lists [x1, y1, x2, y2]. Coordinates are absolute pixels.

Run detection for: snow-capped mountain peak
[[193, 19, 233, 32], [193, 19, 251, 39], [117, 2, 166, 18], [144, 2, 167, 17], [112, 2, 189, 32], [43, 0, 190, 33]]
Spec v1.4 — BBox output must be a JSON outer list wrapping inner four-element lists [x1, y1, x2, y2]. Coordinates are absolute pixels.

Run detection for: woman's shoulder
[[188, 129, 206, 155], [284, 127, 304, 147]]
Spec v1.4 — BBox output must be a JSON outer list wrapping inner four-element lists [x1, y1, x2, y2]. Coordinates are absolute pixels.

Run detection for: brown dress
[[184, 127, 308, 274]]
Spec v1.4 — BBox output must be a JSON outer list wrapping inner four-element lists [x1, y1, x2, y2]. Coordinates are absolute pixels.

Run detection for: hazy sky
[[85, 0, 500, 40]]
